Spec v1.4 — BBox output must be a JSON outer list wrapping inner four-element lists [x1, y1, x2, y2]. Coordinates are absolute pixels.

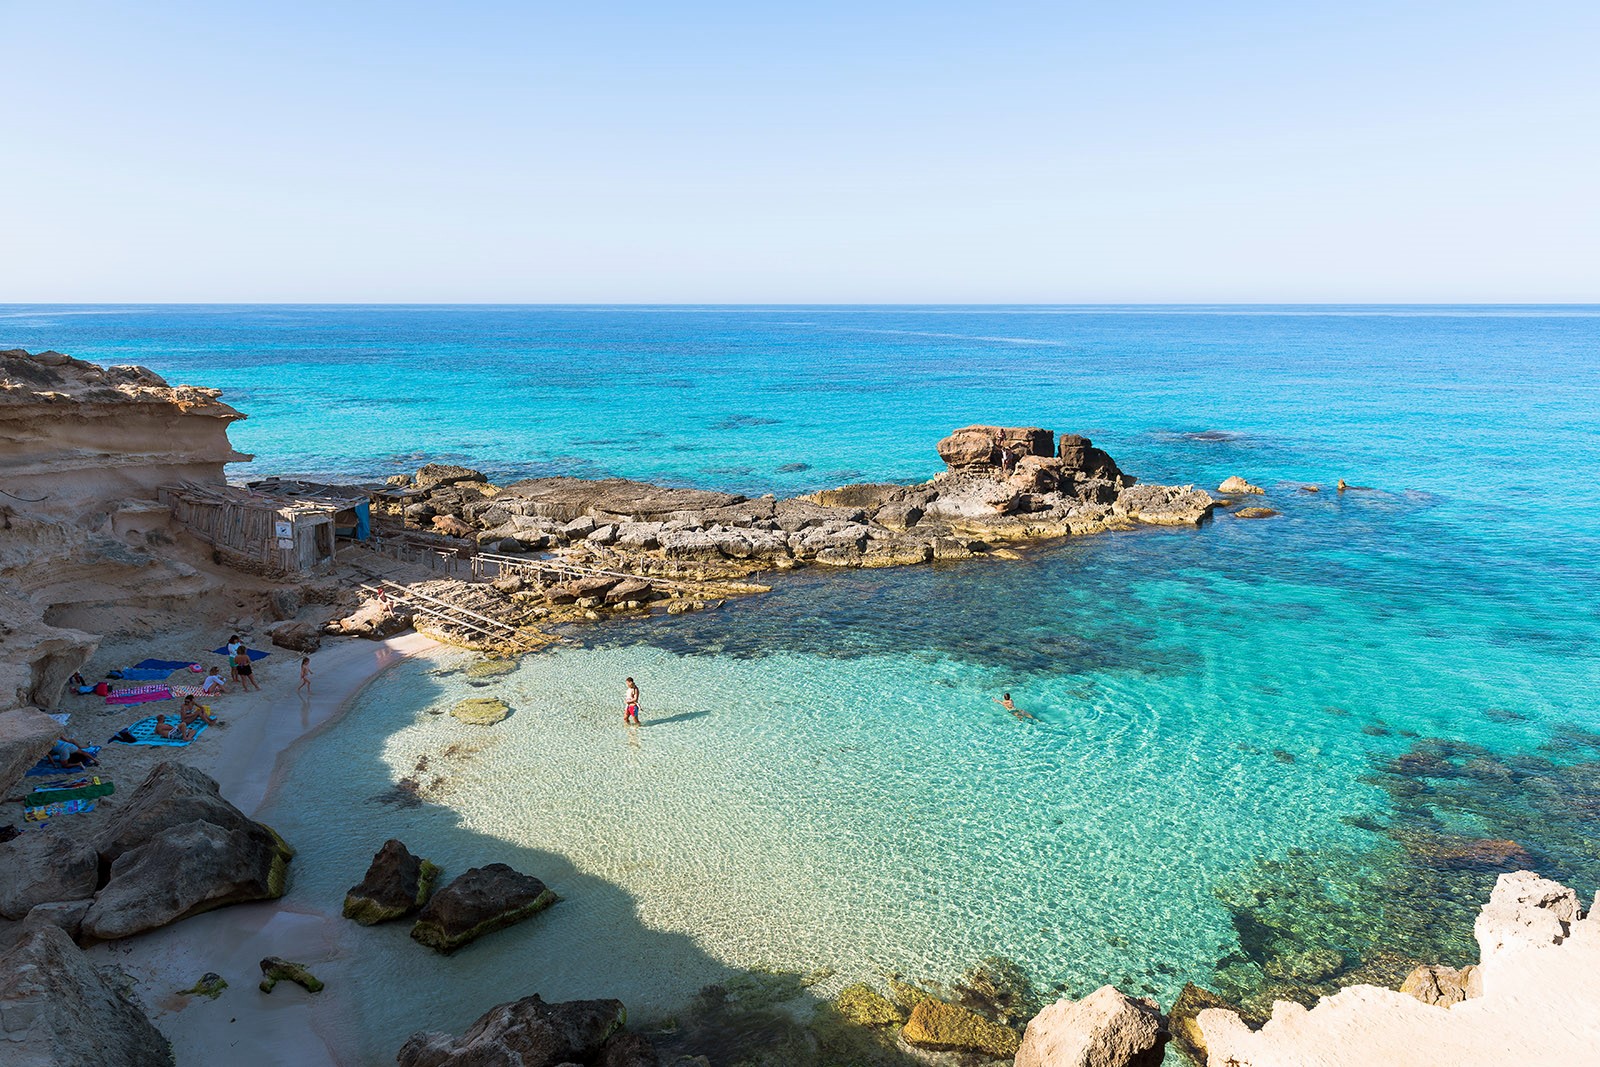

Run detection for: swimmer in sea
[[993, 692, 1036, 721]]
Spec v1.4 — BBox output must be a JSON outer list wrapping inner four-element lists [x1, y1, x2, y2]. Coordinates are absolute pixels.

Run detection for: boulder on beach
[[409, 862, 557, 954], [79, 762, 293, 940], [260, 956, 325, 993], [1013, 985, 1168, 1067], [0, 706, 64, 796], [1219, 475, 1265, 495], [1399, 964, 1477, 1006], [450, 697, 510, 725], [0, 828, 100, 920], [901, 998, 1020, 1058], [397, 994, 626, 1067], [268, 620, 322, 653], [344, 839, 441, 925], [0, 924, 172, 1066], [328, 598, 414, 639]]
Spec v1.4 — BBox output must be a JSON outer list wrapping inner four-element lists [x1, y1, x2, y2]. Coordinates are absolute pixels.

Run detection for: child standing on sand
[[298, 656, 313, 694]]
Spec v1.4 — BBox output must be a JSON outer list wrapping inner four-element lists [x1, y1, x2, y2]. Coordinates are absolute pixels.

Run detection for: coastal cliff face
[[0, 350, 247, 714], [0, 348, 248, 525]]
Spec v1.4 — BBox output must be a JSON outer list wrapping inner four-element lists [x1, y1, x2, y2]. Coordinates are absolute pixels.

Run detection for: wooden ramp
[[358, 580, 537, 650], [474, 550, 769, 594]]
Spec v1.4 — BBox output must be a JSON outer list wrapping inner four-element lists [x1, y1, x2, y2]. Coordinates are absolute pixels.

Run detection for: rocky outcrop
[[344, 839, 441, 925], [1013, 986, 1168, 1067], [0, 828, 100, 919], [327, 598, 415, 639], [1168, 983, 1232, 1066], [397, 994, 626, 1067], [76, 762, 293, 940], [414, 464, 488, 491], [410, 863, 557, 954], [0, 706, 63, 795], [0, 924, 172, 1066], [1197, 872, 1600, 1066], [1, 349, 248, 713], [937, 425, 1056, 470], [1399, 964, 1476, 1006], [1219, 476, 1264, 495], [900, 998, 1020, 1058], [1473, 869, 1582, 963]]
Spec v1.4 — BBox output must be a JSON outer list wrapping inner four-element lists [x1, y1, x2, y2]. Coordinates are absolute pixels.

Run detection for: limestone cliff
[[0, 350, 250, 711]]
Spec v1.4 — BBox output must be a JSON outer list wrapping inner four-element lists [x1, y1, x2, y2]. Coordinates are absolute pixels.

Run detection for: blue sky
[[2, 1, 1596, 302]]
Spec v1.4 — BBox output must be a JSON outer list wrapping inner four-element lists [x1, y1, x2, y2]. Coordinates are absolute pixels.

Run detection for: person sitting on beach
[[993, 692, 1036, 721], [49, 734, 99, 767], [201, 667, 227, 694], [154, 714, 195, 742], [375, 587, 393, 615], [179, 695, 220, 727]]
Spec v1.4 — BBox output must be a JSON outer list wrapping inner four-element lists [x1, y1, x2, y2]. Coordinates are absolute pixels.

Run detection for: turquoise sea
[[5, 306, 1600, 1059]]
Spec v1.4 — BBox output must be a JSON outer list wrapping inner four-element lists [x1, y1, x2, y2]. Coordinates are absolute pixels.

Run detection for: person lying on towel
[[153, 714, 196, 742], [50, 735, 99, 768]]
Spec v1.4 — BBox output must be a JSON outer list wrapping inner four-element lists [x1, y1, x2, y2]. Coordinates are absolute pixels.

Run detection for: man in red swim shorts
[[624, 677, 640, 725]]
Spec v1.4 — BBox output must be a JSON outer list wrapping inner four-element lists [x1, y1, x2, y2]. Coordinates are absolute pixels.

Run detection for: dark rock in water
[[1169, 983, 1232, 1066], [0, 924, 172, 1066], [397, 994, 625, 1067], [776, 462, 810, 473], [410, 862, 557, 954], [1397, 832, 1534, 872], [1272, 749, 1296, 765], [0, 827, 100, 919], [1232, 506, 1279, 519], [259, 956, 323, 993], [596, 1031, 663, 1067], [344, 839, 441, 925], [951, 955, 1041, 1027]]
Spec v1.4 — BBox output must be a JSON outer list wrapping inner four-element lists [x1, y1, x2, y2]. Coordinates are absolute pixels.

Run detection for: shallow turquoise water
[[6, 305, 1600, 1053]]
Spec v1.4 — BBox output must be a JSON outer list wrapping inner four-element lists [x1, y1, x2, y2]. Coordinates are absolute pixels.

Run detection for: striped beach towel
[[106, 684, 174, 705]]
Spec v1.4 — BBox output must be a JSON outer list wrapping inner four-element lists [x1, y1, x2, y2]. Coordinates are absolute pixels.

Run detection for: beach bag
[[94, 682, 110, 696]]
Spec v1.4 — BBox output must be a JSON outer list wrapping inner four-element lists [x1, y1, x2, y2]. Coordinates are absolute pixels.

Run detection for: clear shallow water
[[7, 306, 1600, 1054]]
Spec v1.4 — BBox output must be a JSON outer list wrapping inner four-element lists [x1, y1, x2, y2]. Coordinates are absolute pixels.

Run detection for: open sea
[[5, 305, 1600, 1060]]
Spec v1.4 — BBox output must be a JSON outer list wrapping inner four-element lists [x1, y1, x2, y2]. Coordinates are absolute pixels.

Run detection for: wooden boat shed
[[158, 482, 365, 576]]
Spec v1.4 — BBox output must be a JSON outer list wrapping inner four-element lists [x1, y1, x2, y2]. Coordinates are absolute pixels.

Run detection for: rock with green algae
[[259, 957, 323, 994], [833, 983, 904, 1026], [1169, 983, 1233, 1065], [953, 955, 1042, 1026], [901, 998, 1020, 1058], [464, 658, 518, 680], [410, 863, 556, 954], [343, 839, 441, 925], [450, 697, 510, 725], [178, 972, 228, 999], [887, 977, 939, 1013]]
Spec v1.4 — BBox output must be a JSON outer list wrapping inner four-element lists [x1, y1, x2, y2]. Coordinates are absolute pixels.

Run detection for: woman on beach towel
[[50, 735, 99, 768]]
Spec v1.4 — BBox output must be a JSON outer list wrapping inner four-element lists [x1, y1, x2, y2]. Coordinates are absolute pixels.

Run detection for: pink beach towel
[[106, 684, 173, 705]]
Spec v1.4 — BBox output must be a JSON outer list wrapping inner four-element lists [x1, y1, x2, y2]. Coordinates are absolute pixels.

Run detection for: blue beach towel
[[25, 746, 102, 776], [134, 658, 199, 671], [117, 668, 178, 681], [212, 646, 269, 660], [109, 718, 208, 746]]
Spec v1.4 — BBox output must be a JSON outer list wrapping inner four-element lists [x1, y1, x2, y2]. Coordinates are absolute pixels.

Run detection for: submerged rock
[[901, 998, 1020, 1058], [344, 838, 441, 925], [1013, 985, 1168, 1067], [833, 982, 904, 1026], [410, 862, 557, 954], [450, 697, 510, 725], [1232, 506, 1280, 519], [0, 924, 172, 1066], [1168, 983, 1231, 1066], [397, 994, 625, 1067], [259, 956, 324, 993]]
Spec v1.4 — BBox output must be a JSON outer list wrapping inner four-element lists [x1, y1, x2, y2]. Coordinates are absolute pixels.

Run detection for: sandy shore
[[58, 629, 443, 1067]]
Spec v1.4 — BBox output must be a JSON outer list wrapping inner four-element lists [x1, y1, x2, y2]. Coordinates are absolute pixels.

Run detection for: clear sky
[[2, 1, 1596, 303]]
